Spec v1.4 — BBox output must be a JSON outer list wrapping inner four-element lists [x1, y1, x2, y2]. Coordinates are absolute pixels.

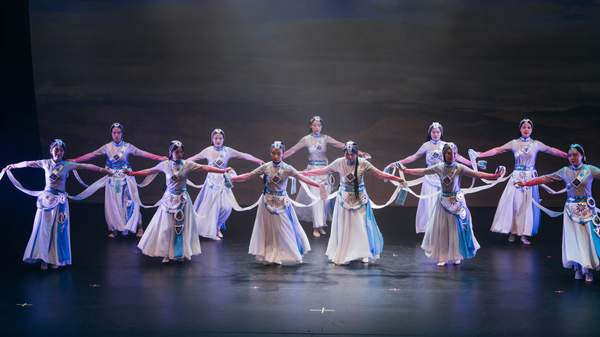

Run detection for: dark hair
[[427, 122, 444, 141], [442, 143, 456, 164], [211, 128, 225, 145], [169, 140, 184, 160], [50, 139, 66, 152], [110, 122, 124, 133], [518, 119, 533, 138], [354, 157, 360, 199], [271, 141, 285, 157], [309, 116, 323, 133], [569, 144, 587, 163]]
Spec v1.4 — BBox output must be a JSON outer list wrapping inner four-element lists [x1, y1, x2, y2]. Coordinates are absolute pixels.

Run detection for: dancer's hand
[[515, 181, 526, 187], [394, 162, 406, 171], [225, 167, 234, 173], [468, 149, 480, 160], [494, 166, 506, 177], [359, 151, 372, 160], [257, 160, 265, 165], [4, 164, 14, 171], [102, 168, 114, 176], [160, 156, 168, 161]]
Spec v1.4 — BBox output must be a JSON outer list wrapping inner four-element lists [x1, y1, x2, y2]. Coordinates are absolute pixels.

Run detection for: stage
[[4, 204, 600, 337]]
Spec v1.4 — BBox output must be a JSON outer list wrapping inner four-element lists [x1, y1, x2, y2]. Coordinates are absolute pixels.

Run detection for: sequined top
[[324, 157, 374, 189], [94, 141, 141, 170], [422, 163, 478, 194], [414, 140, 449, 167], [30, 159, 77, 192], [193, 146, 243, 186], [497, 138, 552, 169], [545, 165, 600, 198], [288, 134, 338, 164], [251, 161, 299, 194], [322, 157, 374, 209], [153, 160, 197, 194]]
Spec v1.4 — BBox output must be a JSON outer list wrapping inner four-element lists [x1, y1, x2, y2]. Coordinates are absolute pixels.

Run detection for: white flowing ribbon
[[73, 169, 90, 188], [225, 190, 262, 212], [532, 198, 564, 218], [2, 169, 107, 200]]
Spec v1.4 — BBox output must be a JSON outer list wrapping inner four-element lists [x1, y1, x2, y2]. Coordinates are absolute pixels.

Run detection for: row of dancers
[[2, 118, 599, 283]]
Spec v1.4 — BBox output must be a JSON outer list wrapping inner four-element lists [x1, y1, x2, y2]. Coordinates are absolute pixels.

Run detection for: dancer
[[399, 143, 504, 266], [128, 140, 231, 263], [517, 144, 600, 283], [3, 139, 111, 270], [188, 128, 263, 240], [471, 119, 566, 245], [70, 123, 166, 238], [284, 116, 369, 238], [387, 122, 472, 234], [231, 141, 325, 265], [302, 141, 405, 265]]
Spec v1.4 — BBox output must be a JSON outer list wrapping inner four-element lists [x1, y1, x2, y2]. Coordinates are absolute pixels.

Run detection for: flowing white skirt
[[138, 192, 201, 260], [490, 170, 540, 236], [326, 196, 383, 265], [294, 172, 332, 228], [421, 197, 480, 262], [249, 196, 310, 265], [23, 198, 71, 266], [415, 175, 440, 233], [194, 180, 233, 240], [562, 204, 600, 270], [105, 176, 142, 234]]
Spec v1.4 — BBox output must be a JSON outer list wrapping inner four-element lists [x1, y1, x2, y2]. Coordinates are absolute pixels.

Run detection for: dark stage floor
[[3, 204, 600, 337]]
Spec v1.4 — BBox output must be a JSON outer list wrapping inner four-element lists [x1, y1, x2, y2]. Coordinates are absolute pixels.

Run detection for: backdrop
[[26, 0, 600, 206]]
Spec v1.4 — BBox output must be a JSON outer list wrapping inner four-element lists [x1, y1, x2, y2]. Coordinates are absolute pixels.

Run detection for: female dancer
[[302, 141, 405, 265], [128, 140, 231, 263], [4, 139, 111, 270], [387, 122, 472, 234], [231, 141, 324, 265], [284, 116, 369, 238], [471, 119, 567, 245], [399, 143, 504, 266], [517, 144, 600, 283], [70, 123, 166, 238], [188, 129, 263, 240]]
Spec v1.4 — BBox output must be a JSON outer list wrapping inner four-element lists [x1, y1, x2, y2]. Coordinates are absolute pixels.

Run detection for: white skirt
[[326, 196, 383, 265], [421, 196, 480, 262], [249, 196, 310, 265], [104, 176, 142, 234], [194, 179, 233, 240], [24, 194, 71, 266], [138, 191, 201, 260], [490, 170, 540, 236], [562, 203, 600, 270], [294, 172, 332, 228], [415, 175, 440, 233]]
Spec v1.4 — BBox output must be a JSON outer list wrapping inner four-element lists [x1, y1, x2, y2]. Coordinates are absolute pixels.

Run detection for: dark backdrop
[[12, 0, 600, 206]]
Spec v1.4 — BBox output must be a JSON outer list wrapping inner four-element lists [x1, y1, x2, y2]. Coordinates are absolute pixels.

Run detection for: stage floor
[[3, 204, 600, 337]]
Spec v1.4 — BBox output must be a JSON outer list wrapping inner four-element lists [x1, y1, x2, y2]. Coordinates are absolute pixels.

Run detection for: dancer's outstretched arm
[[516, 176, 554, 187], [476, 141, 513, 158], [69, 146, 105, 163], [369, 166, 405, 183], [538, 142, 568, 159], [134, 147, 167, 161], [282, 138, 306, 159], [127, 166, 162, 177], [189, 162, 232, 174], [229, 148, 264, 165]]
